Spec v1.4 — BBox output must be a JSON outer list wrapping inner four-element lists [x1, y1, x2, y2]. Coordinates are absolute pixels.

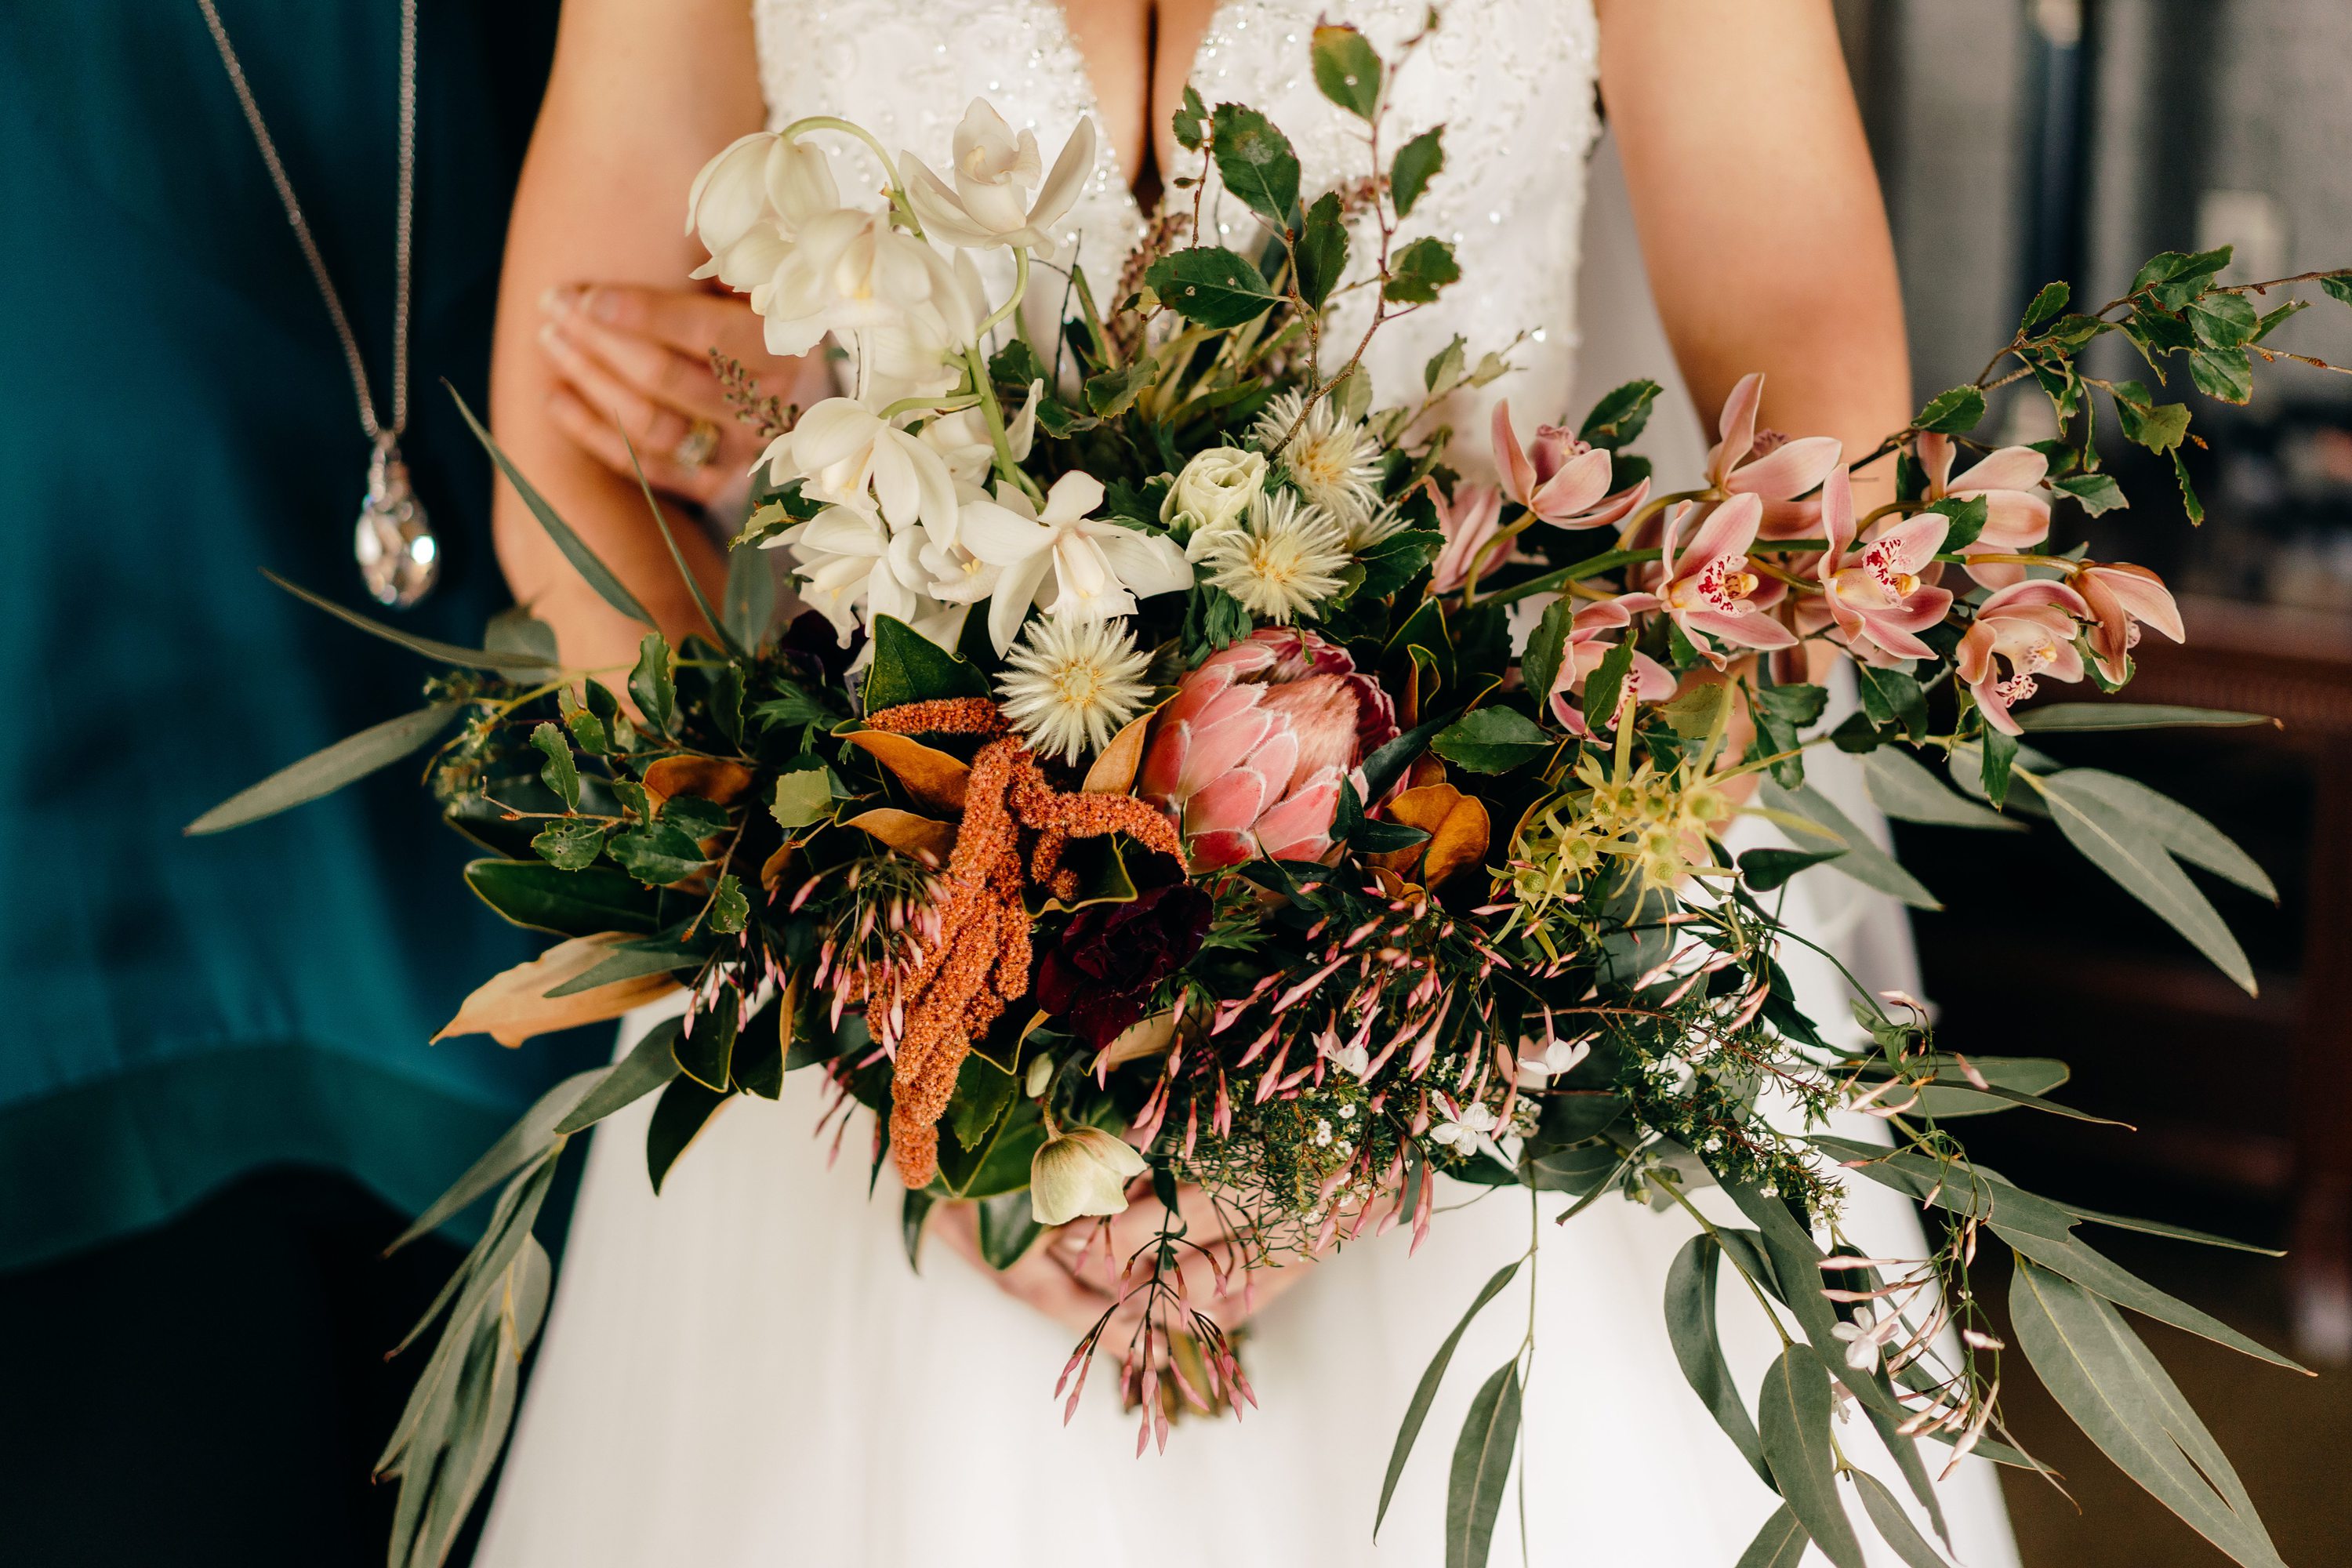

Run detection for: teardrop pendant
[[354, 434, 440, 608]]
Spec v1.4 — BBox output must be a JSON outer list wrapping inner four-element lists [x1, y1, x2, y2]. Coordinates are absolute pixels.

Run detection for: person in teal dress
[[0, 3, 601, 1561]]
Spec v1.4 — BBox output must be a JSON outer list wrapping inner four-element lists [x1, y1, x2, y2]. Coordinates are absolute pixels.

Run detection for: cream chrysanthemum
[[1203, 489, 1352, 624], [995, 615, 1153, 764], [1254, 390, 1383, 525]]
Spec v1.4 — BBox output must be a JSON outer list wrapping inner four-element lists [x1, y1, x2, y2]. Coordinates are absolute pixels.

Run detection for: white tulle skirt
[[477, 749, 2020, 1567]]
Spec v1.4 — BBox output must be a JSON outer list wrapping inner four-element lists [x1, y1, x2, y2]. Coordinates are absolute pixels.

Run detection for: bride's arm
[[489, 0, 767, 673], [1597, 0, 1912, 507]]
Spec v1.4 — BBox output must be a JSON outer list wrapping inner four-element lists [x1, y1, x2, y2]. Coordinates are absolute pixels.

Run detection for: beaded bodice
[[751, 0, 1602, 440]]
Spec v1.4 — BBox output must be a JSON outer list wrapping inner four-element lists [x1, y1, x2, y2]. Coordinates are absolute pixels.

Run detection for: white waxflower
[[903, 101, 1095, 260], [1029, 1125, 1149, 1225], [958, 472, 1193, 654], [1254, 389, 1384, 527], [685, 132, 840, 292], [759, 398, 959, 533], [1515, 1033, 1595, 1087], [994, 615, 1152, 764], [1200, 488, 1352, 625], [1161, 447, 1268, 550]]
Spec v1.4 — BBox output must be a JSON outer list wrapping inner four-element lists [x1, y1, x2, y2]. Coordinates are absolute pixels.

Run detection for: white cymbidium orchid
[[751, 209, 975, 365], [766, 506, 937, 647], [902, 101, 1095, 261], [759, 397, 959, 534], [685, 132, 841, 292], [958, 472, 1193, 655], [917, 381, 1042, 487]]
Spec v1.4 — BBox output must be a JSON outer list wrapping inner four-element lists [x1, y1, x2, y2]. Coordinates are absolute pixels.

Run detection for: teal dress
[[0, 1, 600, 1267]]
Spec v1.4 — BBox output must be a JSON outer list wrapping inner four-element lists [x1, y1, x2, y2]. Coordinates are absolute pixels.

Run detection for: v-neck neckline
[[1036, 0, 1233, 218]]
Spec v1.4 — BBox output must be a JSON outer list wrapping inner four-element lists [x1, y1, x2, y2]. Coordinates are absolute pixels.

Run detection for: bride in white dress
[[477, 2, 2024, 1563]]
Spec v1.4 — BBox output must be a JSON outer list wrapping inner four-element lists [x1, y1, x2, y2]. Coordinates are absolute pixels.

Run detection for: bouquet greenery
[[194, 23, 2352, 1568]]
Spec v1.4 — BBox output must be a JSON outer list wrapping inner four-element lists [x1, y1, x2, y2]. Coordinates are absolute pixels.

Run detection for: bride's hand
[[1049, 1183, 1320, 1338], [927, 1201, 1122, 1338], [532, 282, 827, 505]]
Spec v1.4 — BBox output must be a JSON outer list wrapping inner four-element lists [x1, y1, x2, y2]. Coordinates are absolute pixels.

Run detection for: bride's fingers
[[547, 308, 742, 434], [544, 386, 728, 505], [537, 321, 693, 451], [550, 282, 771, 372]]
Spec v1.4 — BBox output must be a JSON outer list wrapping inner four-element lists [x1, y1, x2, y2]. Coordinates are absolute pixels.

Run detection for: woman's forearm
[[1597, 0, 1912, 509], [486, 0, 763, 674]]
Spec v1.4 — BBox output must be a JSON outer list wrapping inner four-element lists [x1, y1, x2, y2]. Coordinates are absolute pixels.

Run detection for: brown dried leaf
[[1083, 702, 1162, 795], [1098, 1007, 1181, 1068], [843, 730, 970, 811], [844, 808, 956, 868], [1369, 782, 1491, 887], [760, 843, 794, 898], [431, 933, 684, 1048], [643, 756, 756, 813]]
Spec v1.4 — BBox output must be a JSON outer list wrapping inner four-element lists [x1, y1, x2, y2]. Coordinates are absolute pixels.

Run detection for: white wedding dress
[[479, 3, 2023, 1563]]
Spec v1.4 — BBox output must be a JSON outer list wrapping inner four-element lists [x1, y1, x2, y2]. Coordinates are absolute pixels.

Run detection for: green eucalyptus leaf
[[1755, 780, 1939, 910], [1734, 1505, 1811, 1568], [723, 538, 778, 651], [554, 1017, 686, 1134], [1853, 1471, 1951, 1568], [1862, 748, 2020, 830], [1444, 1360, 1522, 1568], [1758, 1345, 1865, 1568], [2019, 702, 2270, 733], [1664, 1235, 1772, 1485], [186, 702, 460, 836], [1377, 1259, 1520, 1538], [1809, 1134, 2078, 1240], [390, 1073, 597, 1250], [1994, 1224, 2306, 1371], [2035, 770, 2259, 991], [543, 940, 702, 997], [263, 571, 564, 673]]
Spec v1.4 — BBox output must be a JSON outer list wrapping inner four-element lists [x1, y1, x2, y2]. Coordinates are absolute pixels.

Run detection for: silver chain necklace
[[198, 0, 439, 608]]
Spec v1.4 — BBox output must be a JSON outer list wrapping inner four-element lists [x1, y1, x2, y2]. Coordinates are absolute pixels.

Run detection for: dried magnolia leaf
[[432, 933, 684, 1047], [844, 807, 956, 867], [1099, 1007, 1181, 1068], [644, 756, 756, 813], [843, 731, 970, 811], [760, 843, 794, 898], [1371, 782, 1491, 887], [1407, 754, 1449, 790], [1082, 697, 1170, 795]]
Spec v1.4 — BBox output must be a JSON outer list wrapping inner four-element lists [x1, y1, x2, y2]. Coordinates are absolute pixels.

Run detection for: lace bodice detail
[[751, 0, 1600, 441]]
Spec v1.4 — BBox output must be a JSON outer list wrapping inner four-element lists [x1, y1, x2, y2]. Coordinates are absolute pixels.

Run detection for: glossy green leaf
[[1377, 1259, 1520, 1538], [1210, 103, 1300, 225], [1739, 846, 1845, 891], [1664, 1235, 1771, 1485], [1309, 24, 1383, 118], [1171, 83, 1208, 153], [2009, 1261, 2287, 1568], [186, 702, 459, 835], [2021, 281, 2071, 332], [1578, 378, 1662, 450], [1862, 749, 2020, 831], [529, 723, 579, 811], [1144, 246, 1279, 330], [1430, 706, 1552, 773], [464, 859, 662, 936], [1733, 1504, 1810, 1568], [673, 1004, 737, 1093], [1853, 1471, 1951, 1568], [1581, 639, 1635, 732], [1913, 385, 1985, 434], [723, 536, 778, 652], [1759, 1344, 1864, 1568], [1518, 599, 1575, 714], [1445, 1359, 1521, 1568], [1391, 126, 1445, 219], [608, 822, 709, 887], [629, 632, 676, 735], [977, 1189, 1046, 1268], [544, 940, 702, 997], [453, 389, 652, 626], [530, 818, 604, 871], [646, 1075, 731, 1194]]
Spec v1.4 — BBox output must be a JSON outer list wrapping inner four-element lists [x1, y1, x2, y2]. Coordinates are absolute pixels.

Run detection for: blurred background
[[1849, 2, 2352, 1563]]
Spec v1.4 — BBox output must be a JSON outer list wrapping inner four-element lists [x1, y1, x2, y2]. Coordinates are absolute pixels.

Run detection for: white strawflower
[[1254, 389, 1383, 525], [1344, 498, 1410, 554], [1202, 489, 1352, 624], [995, 615, 1152, 764]]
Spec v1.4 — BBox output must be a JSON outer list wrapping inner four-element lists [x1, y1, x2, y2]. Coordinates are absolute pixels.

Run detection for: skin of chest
[[1054, 0, 1225, 191]]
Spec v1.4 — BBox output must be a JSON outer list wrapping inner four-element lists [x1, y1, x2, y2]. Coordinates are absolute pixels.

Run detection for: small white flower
[[918, 382, 1040, 488], [1314, 1118, 1334, 1147], [1338, 1102, 1357, 1121], [1515, 1033, 1594, 1087], [770, 505, 937, 647], [759, 398, 959, 532], [993, 615, 1152, 764], [1830, 1305, 1901, 1374], [1201, 488, 1352, 625], [958, 472, 1193, 653], [1254, 390, 1384, 528], [1430, 1102, 1500, 1153], [903, 102, 1096, 260], [752, 209, 975, 366]]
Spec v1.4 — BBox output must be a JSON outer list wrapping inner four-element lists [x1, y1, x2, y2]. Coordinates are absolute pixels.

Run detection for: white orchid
[[958, 472, 1193, 654], [918, 381, 1040, 487], [765, 506, 936, 647], [759, 398, 958, 532], [903, 101, 1095, 261], [750, 209, 974, 366], [685, 132, 840, 292]]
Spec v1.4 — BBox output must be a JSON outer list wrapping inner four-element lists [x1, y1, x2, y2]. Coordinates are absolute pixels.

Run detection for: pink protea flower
[[1917, 432, 2054, 588], [2074, 561, 2183, 683], [1706, 373, 1843, 539], [1807, 466, 1955, 666], [1138, 628, 1399, 870], [1491, 401, 1649, 530], [1657, 492, 1796, 660], [1544, 594, 1675, 734], [1428, 481, 1506, 595], [1955, 579, 2092, 734]]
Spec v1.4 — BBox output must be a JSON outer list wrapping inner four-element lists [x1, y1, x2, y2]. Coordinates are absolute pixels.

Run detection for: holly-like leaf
[[1518, 598, 1576, 714], [1294, 191, 1349, 310], [2187, 292, 2260, 350], [1309, 24, 1383, 119], [531, 819, 605, 872], [1391, 126, 1445, 219], [706, 873, 750, 936], [1578, 379, 1662, 450], [1171, 84, 1208, 153], [1431, 707, 1552, 773], [607, 822, 710, 887], [1210, 103, 1300, 226], [1143, 247, 1278, 330], [1913, 385, 1986, 434], [1581, 639, 1635, 732], [2114, 388, 2192, 454], [529, 723, 580, 811], [862, 614, 990, 710], [1353, 528, 1444, 603], [1925, 494, 1991, 552], [1383, 236, 1460, 304], [2053, 472, 2129, 515], [770, 765, 834, 831], [2189, 346, 2255, 405], [629, 632, 675, 735]]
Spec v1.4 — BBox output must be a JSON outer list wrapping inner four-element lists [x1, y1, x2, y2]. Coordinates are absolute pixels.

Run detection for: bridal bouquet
[[196, 24, 2350, 1568]]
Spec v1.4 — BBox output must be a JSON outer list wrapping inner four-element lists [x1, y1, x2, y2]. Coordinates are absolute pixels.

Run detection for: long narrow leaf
[[1853, 1470, 1951, 1568], [1863, 749, 2021, 831], [2035, 770, 2257, 991], [2049, 768, 2275, 898], [1996, 1224, 2307, 1371], [1376, 1258, 1521, 1537], [1810, 1134, 2078, 1241], [390, 1070, 599, 1250], [185, 702, 459, 835], [622, 429, 744, 659], [1733, 1504, 1810, 1568], [1757, 779, 1940, 909], [2020, 702, 2271, 732], [1444, 1360, 1521, 1568], [1664, 1234, 1771, 1484], [451, 387, 652, 626], [554, 1016, 688, 1134], [1758, 1345, 1865, 1568], [261, 571, 563, 673], [2062, 1203, 2284, 1256], [2009, 1261, 2287, 1568]]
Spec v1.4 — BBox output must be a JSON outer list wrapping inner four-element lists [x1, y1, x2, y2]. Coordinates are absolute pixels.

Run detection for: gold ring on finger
[[673, 417, 720, 473]]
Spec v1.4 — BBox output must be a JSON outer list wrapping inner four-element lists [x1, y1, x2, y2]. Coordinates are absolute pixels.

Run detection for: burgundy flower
[[1036, 883, 1213, 1048]]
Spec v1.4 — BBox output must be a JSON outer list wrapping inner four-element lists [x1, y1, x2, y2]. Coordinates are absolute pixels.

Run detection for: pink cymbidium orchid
[[1544, 594, 1676, 734], [1917, 432, 2055, 588], [1428, 482, 1505, 595], [1138, 628, 1399, 871], [1809, 466, 1955, 666], [1955, 579, 2092, 733], [2074, 561, 2184, 683], [1490, 402, 1648, 530], [1705, 373, 1842, 539], [1657, 493, 1796, 660]]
